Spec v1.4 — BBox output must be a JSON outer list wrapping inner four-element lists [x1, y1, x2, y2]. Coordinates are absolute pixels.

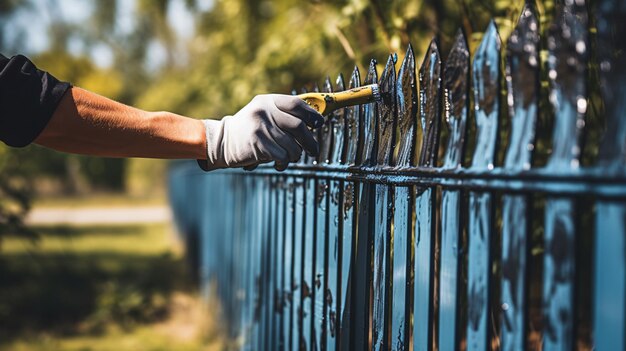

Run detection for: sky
[[1, 0, 213, 68]]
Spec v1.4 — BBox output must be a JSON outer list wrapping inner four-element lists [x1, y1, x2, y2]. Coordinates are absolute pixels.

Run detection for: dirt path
[[26, 206, 172, 225]]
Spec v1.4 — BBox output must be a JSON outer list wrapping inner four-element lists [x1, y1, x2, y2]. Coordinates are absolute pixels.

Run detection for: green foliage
[[0, 223, 192, 337], [135, 0, 549, 121]]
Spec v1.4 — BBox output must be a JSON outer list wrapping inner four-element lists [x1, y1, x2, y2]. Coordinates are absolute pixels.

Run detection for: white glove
[[197, 94, 324, 172]]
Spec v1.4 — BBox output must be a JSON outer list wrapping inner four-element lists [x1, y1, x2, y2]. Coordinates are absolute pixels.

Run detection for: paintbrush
[[298, 84, 383, 116]]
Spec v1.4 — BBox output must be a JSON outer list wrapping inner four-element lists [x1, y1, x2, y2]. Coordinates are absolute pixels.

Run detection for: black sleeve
[[0, 53, 71, 147]]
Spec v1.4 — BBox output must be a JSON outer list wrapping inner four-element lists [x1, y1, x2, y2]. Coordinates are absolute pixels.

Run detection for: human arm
[[1, 53, 323, 170], [37, 88, 323, 170], [35, 86, 208, 160]]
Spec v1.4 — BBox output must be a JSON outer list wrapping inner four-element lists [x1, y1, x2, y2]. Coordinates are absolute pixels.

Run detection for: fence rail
[[169, 1, 626, 350]]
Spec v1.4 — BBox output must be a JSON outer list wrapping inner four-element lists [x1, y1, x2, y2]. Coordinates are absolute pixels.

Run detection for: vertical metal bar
[[283, 176, 295, 350], [315, 77, 331, 351], [268, 176, 279, 351], [313, 176, 328, 351], [260, 176, 271, 351], [327, 182, 341, 351], [372, 183, 390, 351], [276, 177, 286, 351], [390, 44, 417, 351], [438, 30, 469, 351], [326, 74, 346, 351], [247, 176, 258, 350], [372, 54, 397, 351], [238, 173, 247, 343], [351, 60, 378, 351], [234, 174, 245, 344], [499, 4, 540, 350], [542, 2, 587, 350], [293, 177, 305, 351], [338, 67, 361, 351], [412, 39, 442, 351], [467, 21, 501, 351], [303, 176, 315, 351], [593, 0, 626, 349], [254, 177, 266, 349]]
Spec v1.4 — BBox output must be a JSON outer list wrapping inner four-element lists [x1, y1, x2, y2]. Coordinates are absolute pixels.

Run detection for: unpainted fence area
[[169, 1, 626, 350]]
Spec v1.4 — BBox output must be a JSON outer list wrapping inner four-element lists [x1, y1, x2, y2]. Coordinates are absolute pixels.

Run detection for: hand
[[198, 94, 324, 171]]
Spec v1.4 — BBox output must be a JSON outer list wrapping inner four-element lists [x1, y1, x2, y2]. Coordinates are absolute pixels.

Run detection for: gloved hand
[[197, 94, 324, 172]]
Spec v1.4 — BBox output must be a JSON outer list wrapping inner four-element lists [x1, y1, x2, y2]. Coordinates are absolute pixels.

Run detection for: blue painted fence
[[169, 1, 626, 350]]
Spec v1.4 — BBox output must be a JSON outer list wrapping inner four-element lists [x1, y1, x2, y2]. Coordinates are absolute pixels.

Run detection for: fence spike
[[394, 44, 418, 168], [361, 59, 379, 166], [331, 74, 347, 164], [376, 54, 398, 166], [504, 1, 539, 170], [442, 28, 470, 169], [319, 76, 334, 165], [470, 20, 501, 169], [418, 39, 442, 168], [546, 4, 588, 170], [346, 66, 362, 166]]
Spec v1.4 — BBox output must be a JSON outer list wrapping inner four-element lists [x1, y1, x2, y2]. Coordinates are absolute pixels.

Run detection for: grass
[[32, 193, 166, 208], [3, 224, 175, 256], [0, 221, 224, 351]]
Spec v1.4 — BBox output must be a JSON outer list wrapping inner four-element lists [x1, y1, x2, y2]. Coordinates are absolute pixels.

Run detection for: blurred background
[[0, 0, 582, 350]]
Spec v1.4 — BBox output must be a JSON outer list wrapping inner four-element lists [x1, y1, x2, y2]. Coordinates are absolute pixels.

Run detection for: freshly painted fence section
[[542, 2, 587, 350], [593, 1, 626, 350], [412, 39, 441, 351], [437, 29, 469, 351], [499, 3, 539, 351], [466, 20, 500, 351], [169, 2, 626, 349]]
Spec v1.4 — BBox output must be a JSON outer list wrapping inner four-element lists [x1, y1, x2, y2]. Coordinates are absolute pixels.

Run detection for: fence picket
[[542, 2, 588, 350], [346, 66, 362, 166], [390, 44, 417, 351], [372, 54, 397, 351], [283, 177, 295, 350], [500, 4, 540, 350], [292, 179, 304, 350], [313, 177, 328, 351], [467, 20, 501, 351], [337, 67, 361, 350], [268, 177, 280, 350], [438, 29, 469, 351], [259, 176, 272, 350], [413, 39, 441, 351], [324, 74, 346, 351], [351, 60, 378, 351], [593, 0, 626, 349], [361, 60, 379, 167]]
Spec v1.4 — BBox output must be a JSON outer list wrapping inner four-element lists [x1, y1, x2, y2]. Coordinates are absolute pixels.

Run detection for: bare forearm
[[35, 87, 206, 159]]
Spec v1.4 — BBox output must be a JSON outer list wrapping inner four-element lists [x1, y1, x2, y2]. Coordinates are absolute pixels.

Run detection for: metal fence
[[169, 1, 625, 350]]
